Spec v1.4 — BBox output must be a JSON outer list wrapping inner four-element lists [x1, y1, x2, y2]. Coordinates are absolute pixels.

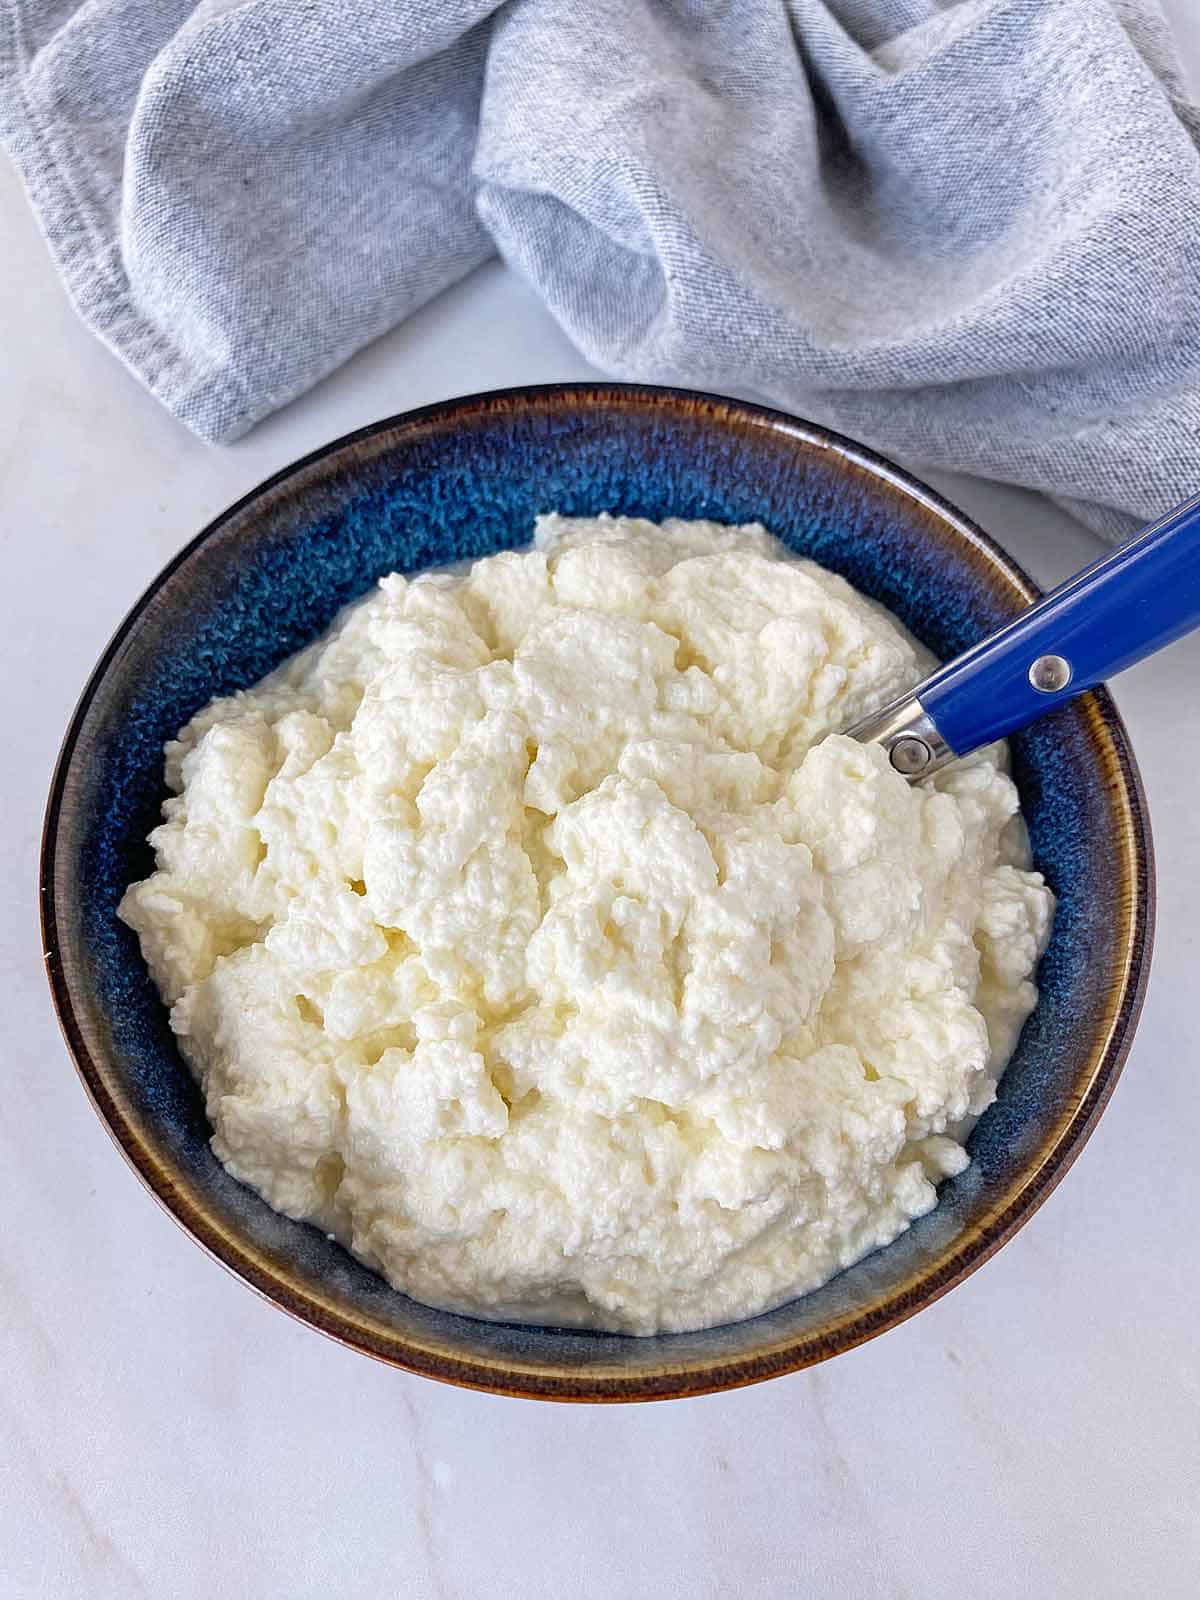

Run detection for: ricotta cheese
[[120, 515, 1054, 1334]]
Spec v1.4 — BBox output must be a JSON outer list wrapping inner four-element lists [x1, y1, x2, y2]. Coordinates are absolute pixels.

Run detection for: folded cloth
[[2, 0, 1198, 536]]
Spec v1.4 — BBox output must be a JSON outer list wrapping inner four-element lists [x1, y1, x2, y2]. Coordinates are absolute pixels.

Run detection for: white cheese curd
[[120, 515, 1054, 1334]]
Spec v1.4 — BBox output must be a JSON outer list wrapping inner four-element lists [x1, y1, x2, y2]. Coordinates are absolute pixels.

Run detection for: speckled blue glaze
[[44, 387, 1151, 1395]]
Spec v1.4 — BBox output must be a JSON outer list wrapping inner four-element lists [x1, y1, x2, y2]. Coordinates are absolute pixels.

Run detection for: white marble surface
[[4, 22, 1200, 1590]]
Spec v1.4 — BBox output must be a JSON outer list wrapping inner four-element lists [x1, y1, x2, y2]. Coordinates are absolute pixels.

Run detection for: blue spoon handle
[[848, 489, 1200, 776]]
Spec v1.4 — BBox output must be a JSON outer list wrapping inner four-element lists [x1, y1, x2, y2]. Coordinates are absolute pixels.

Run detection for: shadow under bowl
[[41, 385, 1154, 1401]]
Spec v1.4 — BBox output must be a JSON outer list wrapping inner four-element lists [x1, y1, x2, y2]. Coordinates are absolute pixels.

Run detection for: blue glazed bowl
[[41, 386, 1153, 1400]]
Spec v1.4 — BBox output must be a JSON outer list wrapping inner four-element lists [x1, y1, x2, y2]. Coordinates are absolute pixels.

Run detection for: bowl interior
[[43, 387, 1151, 1399]]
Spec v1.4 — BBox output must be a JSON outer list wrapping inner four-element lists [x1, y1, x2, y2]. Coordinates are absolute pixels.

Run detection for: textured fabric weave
[[3, 0, 1199, 535]]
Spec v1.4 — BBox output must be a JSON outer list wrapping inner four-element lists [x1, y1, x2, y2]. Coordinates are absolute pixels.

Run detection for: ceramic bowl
[[41, 385, 1153, 1401]]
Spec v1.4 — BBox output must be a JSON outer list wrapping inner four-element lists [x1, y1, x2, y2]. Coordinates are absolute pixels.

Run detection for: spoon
[[845, 489, 1200, 778]]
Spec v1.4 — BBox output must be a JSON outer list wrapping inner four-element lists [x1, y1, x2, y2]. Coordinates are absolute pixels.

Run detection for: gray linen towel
[[2, 0, 1198, 537]]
